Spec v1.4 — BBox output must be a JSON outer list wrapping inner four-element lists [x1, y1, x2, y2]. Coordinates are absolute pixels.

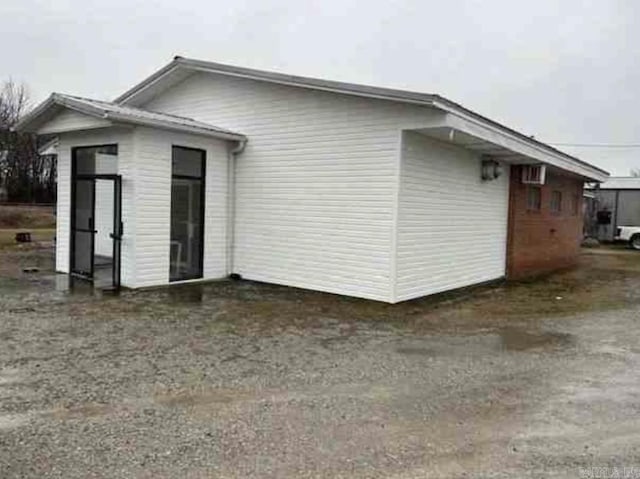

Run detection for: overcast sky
[[1, 0, 637, 175]]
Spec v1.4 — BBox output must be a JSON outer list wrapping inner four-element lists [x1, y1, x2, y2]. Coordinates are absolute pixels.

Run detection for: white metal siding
[[132, 127, 229, 288], [54, 142, 71, 273], [38, 109, 111, 135], [395, 131, 509, 302], [145, 73, 444, 301], [54, 128, 135, 286]]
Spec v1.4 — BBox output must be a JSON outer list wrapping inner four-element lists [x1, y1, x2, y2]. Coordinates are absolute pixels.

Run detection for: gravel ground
[[1, 246, 640, 478]]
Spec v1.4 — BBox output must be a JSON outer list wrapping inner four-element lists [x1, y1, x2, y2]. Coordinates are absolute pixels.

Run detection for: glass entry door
[[70, 145, 122, 290], [71, 178, 95, 277]]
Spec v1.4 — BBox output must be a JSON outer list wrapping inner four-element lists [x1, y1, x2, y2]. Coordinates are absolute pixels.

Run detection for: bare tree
[[0, 80, 29, 129], [631, 168, 640, 178], [0, 80, 56, 203]]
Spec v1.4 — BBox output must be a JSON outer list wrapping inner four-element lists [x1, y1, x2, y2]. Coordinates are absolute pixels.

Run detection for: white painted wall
[[144, 72, 445, 301], [48, 75, 511, 302], [132, 127, 229, 287], [54, 128, 135, 286], [394, 131, 509, 302], [54, 124, 229, 289]]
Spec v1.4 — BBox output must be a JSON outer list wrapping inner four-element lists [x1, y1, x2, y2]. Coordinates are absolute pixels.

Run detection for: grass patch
[[0, 205, 55, 229]]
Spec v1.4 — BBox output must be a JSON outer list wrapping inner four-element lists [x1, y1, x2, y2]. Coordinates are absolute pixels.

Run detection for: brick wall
[[506, 166, 584, 279]]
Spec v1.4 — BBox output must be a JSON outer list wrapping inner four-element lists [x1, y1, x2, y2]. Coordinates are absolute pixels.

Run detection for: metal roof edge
[[114, 56, 608, 179], [430, 98, 609, 178], [14, 93, 107, 132], [103, 111, 245, 141], [16, 92, 245, 142], [113, 59, 182, 104]]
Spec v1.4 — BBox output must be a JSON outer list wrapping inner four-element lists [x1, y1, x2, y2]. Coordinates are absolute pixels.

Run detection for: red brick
[[506, 166, 584, 280]]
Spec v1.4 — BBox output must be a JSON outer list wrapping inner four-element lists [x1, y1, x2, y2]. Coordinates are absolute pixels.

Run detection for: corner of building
[[506, 165, 585, 280]]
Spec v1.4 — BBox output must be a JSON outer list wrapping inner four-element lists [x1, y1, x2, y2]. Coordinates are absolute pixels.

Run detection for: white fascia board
[[442, 113, 608, 182], [18, 92, 243, 142], [114, 60, 182, 104], [13, 95, 58, 131], [15, 94, 109, 133], [103, 112, 245, 141], [38, 119, 114, 135], [113, 57, 606, 180]]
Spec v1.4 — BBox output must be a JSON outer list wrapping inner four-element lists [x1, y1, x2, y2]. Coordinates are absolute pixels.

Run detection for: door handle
[[109, 222, 124, 241]]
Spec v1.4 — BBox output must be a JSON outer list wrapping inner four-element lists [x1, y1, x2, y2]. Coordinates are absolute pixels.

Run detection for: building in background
[[585, 177, 640, 242]]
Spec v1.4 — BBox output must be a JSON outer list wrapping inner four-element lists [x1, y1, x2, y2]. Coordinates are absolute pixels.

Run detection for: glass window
[[172, 147, 205, 177], [169, 146, 205, 282], [551, 190, 563, 213], [74, 145, 118, 175], [527, 186, 541, 211]]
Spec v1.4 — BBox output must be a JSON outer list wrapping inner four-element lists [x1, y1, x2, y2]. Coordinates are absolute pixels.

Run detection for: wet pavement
[[1, 245, 640, 477]]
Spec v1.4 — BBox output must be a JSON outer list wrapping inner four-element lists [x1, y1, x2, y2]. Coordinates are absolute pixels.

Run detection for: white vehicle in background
[[616, 226, 640, 250]]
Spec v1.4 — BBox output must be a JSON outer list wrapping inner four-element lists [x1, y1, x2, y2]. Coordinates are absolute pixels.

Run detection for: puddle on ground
[[499, 327, 572, 351], [395, 328, 573, 357]]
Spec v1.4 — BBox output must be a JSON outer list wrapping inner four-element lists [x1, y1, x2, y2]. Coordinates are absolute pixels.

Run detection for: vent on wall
[[521, 165, 546, 185]]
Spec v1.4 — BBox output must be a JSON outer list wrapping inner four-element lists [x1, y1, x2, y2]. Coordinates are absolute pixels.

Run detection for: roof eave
[[14, 93, 108, 133], [430, 98, 609, 180], [15, 93, 245, 142], [13, 95, 58, 132], [104, 111, 246, 141], [114, 59, 182, 104], [114, 57, 608, 180]]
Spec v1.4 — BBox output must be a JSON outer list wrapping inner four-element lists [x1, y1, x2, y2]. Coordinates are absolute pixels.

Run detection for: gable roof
[[15, 93, 245, 141], [113, 56, 608, 180]]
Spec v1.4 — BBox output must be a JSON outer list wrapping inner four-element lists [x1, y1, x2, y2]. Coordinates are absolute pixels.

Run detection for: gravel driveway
[[1, 246, 640, 478]]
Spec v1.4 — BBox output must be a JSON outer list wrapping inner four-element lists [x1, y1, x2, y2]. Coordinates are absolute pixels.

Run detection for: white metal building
[[16, 57, 607, 302], [585, 177, 640, 242]]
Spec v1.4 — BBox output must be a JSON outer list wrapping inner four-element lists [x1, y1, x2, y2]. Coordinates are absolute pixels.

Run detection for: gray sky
[[2, 0, 638, 175]]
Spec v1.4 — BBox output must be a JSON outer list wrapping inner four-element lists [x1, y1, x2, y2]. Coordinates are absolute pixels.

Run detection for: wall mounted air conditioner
[[521, 165, 546, 185]]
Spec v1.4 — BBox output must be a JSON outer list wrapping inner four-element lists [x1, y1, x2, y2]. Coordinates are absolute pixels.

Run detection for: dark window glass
[[169, 146, 205, 281], [172, 147, 206, 177], [74, 145, 117, 175], [551, 190, 563, 213], [527, 186, 541, 211], [74, 179, 93, 230]]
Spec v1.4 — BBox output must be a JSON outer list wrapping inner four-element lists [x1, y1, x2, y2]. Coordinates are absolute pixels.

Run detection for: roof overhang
[[15, 93, 246, 142], [408, 113, 609, 182], [114, 56, 608, 182], [37, 136, 59, 155]]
